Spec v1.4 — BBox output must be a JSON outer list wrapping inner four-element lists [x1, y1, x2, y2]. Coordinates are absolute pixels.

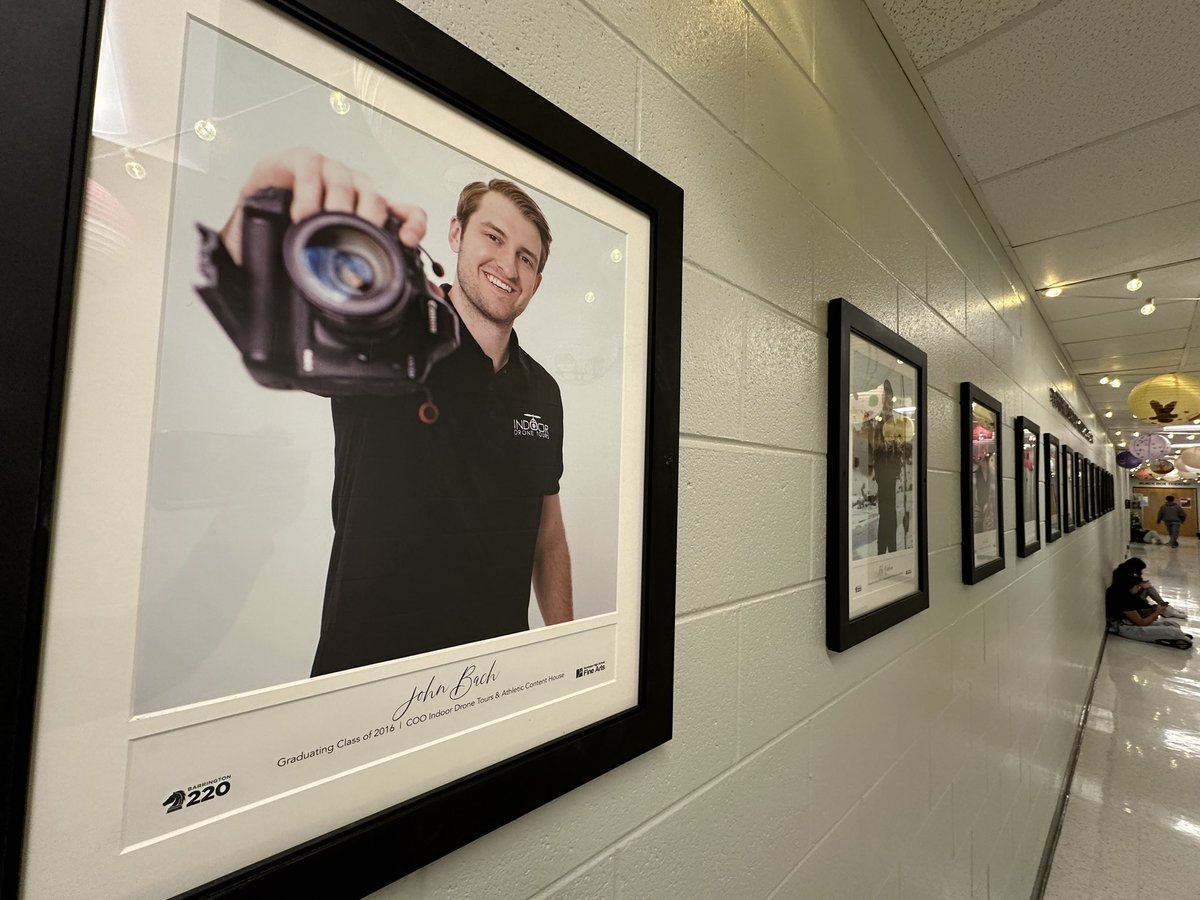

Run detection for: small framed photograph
[[1015, 417, 1041, 557], [1061, 444, 1076, 533], [826, 298, 929, 652], [1044, 433, 1062, 542], [1080, 451, 1089, 528], [961, 383, 1005, 584]]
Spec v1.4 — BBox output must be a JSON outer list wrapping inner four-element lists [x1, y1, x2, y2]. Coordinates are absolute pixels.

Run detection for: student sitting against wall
[[1106, 557, 1192, 649]]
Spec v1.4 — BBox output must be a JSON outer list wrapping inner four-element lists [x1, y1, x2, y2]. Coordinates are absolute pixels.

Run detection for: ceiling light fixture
[[1100, 376, 1110, 384], [1111, 378, 1122, 388], [1043, 287, 1063, 298], [1140, 298, 1157, 316], [1105, 411, 1113, 418], [1127, 274, 1143, 291]]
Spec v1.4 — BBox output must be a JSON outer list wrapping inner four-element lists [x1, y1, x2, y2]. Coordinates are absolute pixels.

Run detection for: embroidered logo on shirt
[[514, 412, 550, 439]]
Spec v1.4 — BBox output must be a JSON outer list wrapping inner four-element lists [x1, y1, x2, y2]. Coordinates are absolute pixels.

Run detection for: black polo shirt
[[310, 323, 564, 676]]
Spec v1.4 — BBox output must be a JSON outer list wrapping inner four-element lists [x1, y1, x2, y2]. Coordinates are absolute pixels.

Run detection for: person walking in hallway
[[1157, 495, 1187, 547]]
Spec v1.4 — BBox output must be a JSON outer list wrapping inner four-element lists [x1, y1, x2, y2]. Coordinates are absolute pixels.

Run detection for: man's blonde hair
[[456, 180, 552, 273]]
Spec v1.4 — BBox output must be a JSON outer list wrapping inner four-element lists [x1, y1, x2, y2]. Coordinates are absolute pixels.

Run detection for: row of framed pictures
[[827, 299, 1115, 651]]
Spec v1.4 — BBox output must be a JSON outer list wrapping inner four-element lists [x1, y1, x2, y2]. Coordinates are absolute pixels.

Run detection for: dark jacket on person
[[1157, 501, 1187, 525]]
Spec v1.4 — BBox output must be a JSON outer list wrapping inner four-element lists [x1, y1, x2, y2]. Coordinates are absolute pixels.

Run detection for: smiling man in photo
[[214, 150, 575, 676]]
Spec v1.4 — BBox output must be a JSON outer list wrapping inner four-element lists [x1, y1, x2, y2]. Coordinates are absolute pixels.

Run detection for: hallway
[[1044, 542, 1200, 899]]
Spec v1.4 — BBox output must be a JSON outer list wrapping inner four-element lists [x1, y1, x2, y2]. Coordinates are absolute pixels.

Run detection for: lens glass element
[[305, 246, 376, 298], [300, 225, 395, 306]]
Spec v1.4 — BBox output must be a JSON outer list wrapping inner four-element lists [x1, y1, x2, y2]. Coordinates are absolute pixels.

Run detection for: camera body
[[198, 187, 459, 395]]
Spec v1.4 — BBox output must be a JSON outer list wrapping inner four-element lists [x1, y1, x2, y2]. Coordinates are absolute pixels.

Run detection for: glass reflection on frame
[[1015, 416, 1041, 557], [961, 383, 1004, 584]]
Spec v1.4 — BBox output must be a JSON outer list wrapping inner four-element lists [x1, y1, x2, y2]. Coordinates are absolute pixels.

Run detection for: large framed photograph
[[3, 0, 683, 896], [1015, 417, 1041, 557], [961, 383, 1004, 584], [826, 298, 928, 652], [1045, 433, 1062, 542]]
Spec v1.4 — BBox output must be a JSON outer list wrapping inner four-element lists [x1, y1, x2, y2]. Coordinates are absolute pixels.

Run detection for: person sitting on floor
[[1106, 557, 1193, 649]]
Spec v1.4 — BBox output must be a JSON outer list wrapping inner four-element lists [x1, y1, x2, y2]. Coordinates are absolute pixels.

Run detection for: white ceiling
[[870, 0, 1200, 453]]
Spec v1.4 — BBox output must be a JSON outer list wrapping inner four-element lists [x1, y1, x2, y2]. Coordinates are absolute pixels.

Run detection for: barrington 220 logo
[[162, 775, 232, 813], [513, 412, 550, 439]]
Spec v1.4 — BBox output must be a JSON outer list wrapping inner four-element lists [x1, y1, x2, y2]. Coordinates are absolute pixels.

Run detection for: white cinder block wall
[[374, 1, 1128, 897]]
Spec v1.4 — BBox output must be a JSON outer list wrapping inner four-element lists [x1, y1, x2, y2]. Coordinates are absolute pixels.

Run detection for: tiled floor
[[1043, 542, 1200, 900]]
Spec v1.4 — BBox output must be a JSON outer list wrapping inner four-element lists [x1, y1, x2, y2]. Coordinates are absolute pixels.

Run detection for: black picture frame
[[1045, 433, 1062, 542], [961, 383, 1005, 584], [1081, 459, 1091, 522], [2, 0, 684, 896], [1015, 417, 1041, 557], [1080, 451, 1089, 528], [826, 298, 929, 652], [1061, 444, 1076, 533]]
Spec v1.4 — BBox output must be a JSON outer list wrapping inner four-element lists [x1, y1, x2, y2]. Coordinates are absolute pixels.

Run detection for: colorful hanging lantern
[[1177, 447, 1200, 471], [1134, 467, 1154, 480], [1148, 458, 1176, 475], [1116, 449, 1144, 469], [1128, 373, 1200, 425], [1130, 433, 1171, 460]]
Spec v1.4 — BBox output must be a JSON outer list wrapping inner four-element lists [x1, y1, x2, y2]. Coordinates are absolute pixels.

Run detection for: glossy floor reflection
[[1044, 542, 1200, 900]]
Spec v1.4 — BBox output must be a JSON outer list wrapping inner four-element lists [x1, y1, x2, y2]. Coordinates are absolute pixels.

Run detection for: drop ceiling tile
[[1052, 302, 1195, 343], [1071, 349, 1185, 375], [875, 0, 1041, 68], [923, 0, 1200, 179], [980, 107, 1200, 245], [1065, 331, 1185, 363], [1040, 296, 1149, 323], [1014, 199, 1200, 288]]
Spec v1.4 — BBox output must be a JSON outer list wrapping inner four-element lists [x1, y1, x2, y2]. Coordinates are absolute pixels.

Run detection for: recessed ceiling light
[[1140, 298, 1157, 316], [1127, 274, 1143, 291], [1044, 287, 1063, 298], [1100, 376, 1110, 384], [1105, 411, 1113, 418], [1111, 378, 1122, 388], [1115, 431, 1122, 436]]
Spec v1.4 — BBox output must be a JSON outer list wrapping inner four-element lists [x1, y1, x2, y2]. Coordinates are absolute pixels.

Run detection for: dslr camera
[[197, 186, 459, 397]]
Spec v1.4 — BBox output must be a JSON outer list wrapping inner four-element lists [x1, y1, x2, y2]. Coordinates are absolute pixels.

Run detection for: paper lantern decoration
[[1116, 449, 1144, 469], [1162, 470, 1182, 482], [1176, 447, 1200, 471], [1135, 467, 1153, 480], [1129, 373, 1200, 425], [1023, 450, 1035, 470], [1130, 433, 1171, 461], [1148, 458, 1175, 475]]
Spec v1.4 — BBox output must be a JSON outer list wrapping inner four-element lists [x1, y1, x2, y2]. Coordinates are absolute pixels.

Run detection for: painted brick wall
[[371, 1, 1126, 897]]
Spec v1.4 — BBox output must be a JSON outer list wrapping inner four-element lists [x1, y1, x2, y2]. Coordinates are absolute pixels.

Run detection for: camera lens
[[303, 228, 387, 299], [284, 214, 410, 336]]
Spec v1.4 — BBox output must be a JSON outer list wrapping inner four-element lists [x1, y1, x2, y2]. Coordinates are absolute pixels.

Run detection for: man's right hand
[[219, 148, 429, 265]]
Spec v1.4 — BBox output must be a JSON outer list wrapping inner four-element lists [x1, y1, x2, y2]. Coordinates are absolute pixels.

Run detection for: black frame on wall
[[826, 298, 929, 652], [2, 0, 684, 896], [1014, 416, 1041, 558], [1061, 444, 1076, 533], [1045, 432, 1062, 543], [961, 383, 1005, 584]]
